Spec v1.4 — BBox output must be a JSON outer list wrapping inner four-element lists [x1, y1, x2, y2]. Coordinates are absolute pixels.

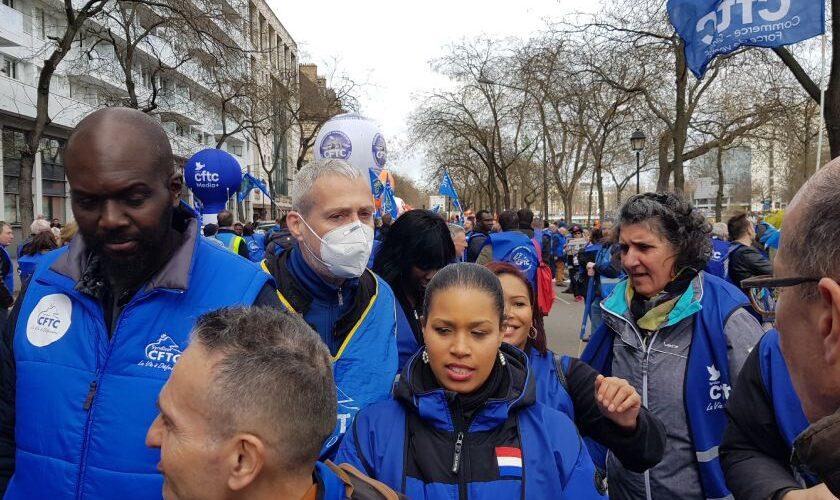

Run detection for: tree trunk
[[562, 194, 573, 225], [671, 41, 689, 194], [714, 146, 725, 222], [595, 162, 605, 221], [657, 131, 672, 192]]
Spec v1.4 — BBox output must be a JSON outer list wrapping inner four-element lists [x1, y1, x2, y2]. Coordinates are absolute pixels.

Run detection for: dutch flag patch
[[496, 446, 523, 478]]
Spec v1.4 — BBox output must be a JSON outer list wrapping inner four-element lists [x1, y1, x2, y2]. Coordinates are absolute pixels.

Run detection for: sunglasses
[[740, 275, 822, 321]]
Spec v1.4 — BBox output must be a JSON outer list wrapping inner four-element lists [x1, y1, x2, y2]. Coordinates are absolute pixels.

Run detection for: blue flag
[[237, 173, 273, 203], [369, 169, 384, 200], [438, 170, 463, 214], [382, 180, 399, 219], [668, 0, 824, 78]]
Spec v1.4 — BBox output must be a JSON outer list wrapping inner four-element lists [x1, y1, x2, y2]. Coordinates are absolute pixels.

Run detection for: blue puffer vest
[[7, 224, 271, 499]]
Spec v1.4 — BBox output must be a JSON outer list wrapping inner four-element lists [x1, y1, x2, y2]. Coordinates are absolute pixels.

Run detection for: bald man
[[0, 108, 279, 499]]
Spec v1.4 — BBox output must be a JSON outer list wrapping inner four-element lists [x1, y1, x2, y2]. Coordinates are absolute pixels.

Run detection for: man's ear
[[286, 211, 305, 242], [169, 173, 183, 207], [817, 278, 840, 366], [227, 434, 265, 492]]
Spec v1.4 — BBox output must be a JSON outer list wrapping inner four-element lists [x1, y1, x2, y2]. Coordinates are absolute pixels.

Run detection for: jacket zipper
[[448, 400, 469, 500], [602, 306, 658, 500], [74, 290, 168, 499], [337, 286, 343, 307]]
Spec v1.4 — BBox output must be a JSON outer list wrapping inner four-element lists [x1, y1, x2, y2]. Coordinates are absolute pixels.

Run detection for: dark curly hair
[[616, 193, 712, 272]]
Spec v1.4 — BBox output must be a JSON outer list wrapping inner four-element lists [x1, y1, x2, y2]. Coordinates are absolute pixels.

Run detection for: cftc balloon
[[184, 148, 243, 213], [314, 113, 388, 174]]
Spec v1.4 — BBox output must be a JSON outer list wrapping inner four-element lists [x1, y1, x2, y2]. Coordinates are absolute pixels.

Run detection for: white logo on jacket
[[706, 364, 730, 412], [139, 334, 182, 371], [26, 294, 72, 347]]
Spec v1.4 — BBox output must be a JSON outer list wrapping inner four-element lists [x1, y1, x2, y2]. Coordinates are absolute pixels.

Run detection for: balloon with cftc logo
[[184, 148, 243, 221], [314, 112, 388, 175]]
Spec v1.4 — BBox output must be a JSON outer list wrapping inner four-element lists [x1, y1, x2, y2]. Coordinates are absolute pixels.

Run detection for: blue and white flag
[[382, 180, 399, 219], [237, 173, 273, 203], [369, 169, 384, 200], [438, 170, 463, 213], [668, 0, 824, 78]]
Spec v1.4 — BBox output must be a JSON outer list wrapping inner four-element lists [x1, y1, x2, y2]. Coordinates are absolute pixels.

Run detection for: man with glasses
[[720, 162, 840, 499]]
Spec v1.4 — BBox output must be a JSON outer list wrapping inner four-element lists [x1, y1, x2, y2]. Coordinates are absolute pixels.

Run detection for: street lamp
[[630, 129, 646, 194]]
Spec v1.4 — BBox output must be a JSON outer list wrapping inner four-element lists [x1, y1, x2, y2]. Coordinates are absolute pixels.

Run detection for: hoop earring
[[498, 351, 507, 366], [528, 326, 538, 340], [422, 348, 430, 364]]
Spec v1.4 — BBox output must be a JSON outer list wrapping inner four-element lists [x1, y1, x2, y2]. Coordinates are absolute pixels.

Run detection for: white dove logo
[[195, 161, 205, 170], [707, 364, 721, 382]]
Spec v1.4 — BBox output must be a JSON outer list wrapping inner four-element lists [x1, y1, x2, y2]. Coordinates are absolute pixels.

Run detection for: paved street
[[545, 285, 589, 357]]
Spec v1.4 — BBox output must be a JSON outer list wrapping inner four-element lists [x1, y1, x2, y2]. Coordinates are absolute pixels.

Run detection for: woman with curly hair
[[581, 193, 764, 500]]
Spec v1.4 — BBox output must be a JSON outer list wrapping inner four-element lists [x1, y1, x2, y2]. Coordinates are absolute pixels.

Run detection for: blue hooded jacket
[[335, 343, 606, 499], [6, 220, 271, 499]]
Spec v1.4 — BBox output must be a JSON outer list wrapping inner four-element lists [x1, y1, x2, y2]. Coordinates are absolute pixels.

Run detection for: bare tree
[[17, 0, 110, 232]]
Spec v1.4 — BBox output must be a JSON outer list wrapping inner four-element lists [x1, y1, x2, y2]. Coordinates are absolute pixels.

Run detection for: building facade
[[0, 0, 299, 234]]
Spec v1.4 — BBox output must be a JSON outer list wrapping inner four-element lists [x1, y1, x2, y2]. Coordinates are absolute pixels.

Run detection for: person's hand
[[782, 484, 838, 500], [595, 375, 641, 432]]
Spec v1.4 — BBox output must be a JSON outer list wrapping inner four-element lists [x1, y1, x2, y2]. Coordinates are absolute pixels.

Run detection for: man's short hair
[[727, 212, 751, 241], [517, 208, 534, 227], [447, 223, 466, 237], [291, 159, 361, 216], [711, 222, 728, 240], [190, 307, 336, 467], [0, 221, 9, 233], [783, 161, 840, 299], [30, 219, 51, 235], [217, 210, 234, 228], [202, 224, 219, 237], [499, 210, 519, 232]]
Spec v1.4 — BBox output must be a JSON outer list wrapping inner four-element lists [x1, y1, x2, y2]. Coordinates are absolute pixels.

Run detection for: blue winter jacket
[[243, 233, 265, 263], [263, 247, 398, 460], [335, 343, 607, 499], [0, 246, 13, 295], [5, 219, 271, 499]]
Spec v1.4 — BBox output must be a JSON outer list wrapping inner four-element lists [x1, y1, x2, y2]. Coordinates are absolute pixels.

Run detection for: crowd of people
[[0, 106, 835, 499]]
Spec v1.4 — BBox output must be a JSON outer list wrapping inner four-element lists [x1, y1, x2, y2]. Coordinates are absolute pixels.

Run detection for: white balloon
[[314, 113, 387, 174]]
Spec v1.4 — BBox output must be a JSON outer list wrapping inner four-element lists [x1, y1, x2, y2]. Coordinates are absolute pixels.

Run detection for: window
[[2, 0, 15, 8], [1, 57, 18, 80], [40, 137, 67, 222], [3, 128, 25, 224]]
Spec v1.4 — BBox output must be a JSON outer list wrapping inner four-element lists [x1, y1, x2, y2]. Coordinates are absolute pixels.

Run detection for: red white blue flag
[[496, 446, 522, 478]]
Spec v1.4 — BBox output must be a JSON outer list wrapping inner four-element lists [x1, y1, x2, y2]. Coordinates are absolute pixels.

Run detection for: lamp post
[[630, 129, 646, 194]]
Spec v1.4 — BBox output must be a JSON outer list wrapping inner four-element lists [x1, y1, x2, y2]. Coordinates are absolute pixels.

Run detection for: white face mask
[[299, 217, 374, 279]]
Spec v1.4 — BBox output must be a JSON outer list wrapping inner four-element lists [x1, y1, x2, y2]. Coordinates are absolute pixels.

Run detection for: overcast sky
[[267, 0, 593, 182]]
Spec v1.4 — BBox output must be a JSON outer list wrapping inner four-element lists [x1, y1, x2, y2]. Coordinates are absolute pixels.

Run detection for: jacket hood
[[394, 343, 535, 432]]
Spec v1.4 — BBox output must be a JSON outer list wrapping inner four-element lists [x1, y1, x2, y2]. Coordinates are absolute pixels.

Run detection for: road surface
[[545, 286, 589, 357]]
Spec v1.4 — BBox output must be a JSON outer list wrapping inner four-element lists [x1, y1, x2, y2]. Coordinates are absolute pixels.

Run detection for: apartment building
[[0, 0, 298, 231]]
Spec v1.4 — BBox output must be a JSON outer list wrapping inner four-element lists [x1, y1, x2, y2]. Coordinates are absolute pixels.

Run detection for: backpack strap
[[327, 461, 405, 500], [553, 352, 570, 391]]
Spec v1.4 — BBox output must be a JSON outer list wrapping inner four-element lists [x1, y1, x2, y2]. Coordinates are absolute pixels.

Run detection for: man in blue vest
[[0, 107, 278, 499], [767, 159, 840, 497], [215, 210, 250, 260], [262, 157, 398, 460], [145, 307, 401, 500], [0, 222, 14, 298]]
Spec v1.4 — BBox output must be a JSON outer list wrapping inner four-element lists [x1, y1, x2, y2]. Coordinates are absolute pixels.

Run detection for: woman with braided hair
[[581, 192, 764, 500]]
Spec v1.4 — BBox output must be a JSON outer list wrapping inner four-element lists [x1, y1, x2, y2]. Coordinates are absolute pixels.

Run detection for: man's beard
[[87, 207, 174, 289]]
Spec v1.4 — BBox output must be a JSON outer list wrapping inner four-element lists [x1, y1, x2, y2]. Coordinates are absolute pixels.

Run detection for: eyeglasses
[[740, 275, 821, 321]]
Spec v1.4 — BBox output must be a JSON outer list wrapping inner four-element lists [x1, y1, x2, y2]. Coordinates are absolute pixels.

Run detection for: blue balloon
[[184, 149, 243, 213]]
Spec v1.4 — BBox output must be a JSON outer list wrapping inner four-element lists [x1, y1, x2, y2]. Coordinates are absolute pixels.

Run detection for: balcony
[[0, 4, 29, 48], [0, 75, 93, 128]]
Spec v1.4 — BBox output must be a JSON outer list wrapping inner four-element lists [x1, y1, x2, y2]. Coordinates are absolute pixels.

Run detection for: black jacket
[[720, 346, 803, 500], [728, 243, 773, 290], [465, 232, 488, 263]]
